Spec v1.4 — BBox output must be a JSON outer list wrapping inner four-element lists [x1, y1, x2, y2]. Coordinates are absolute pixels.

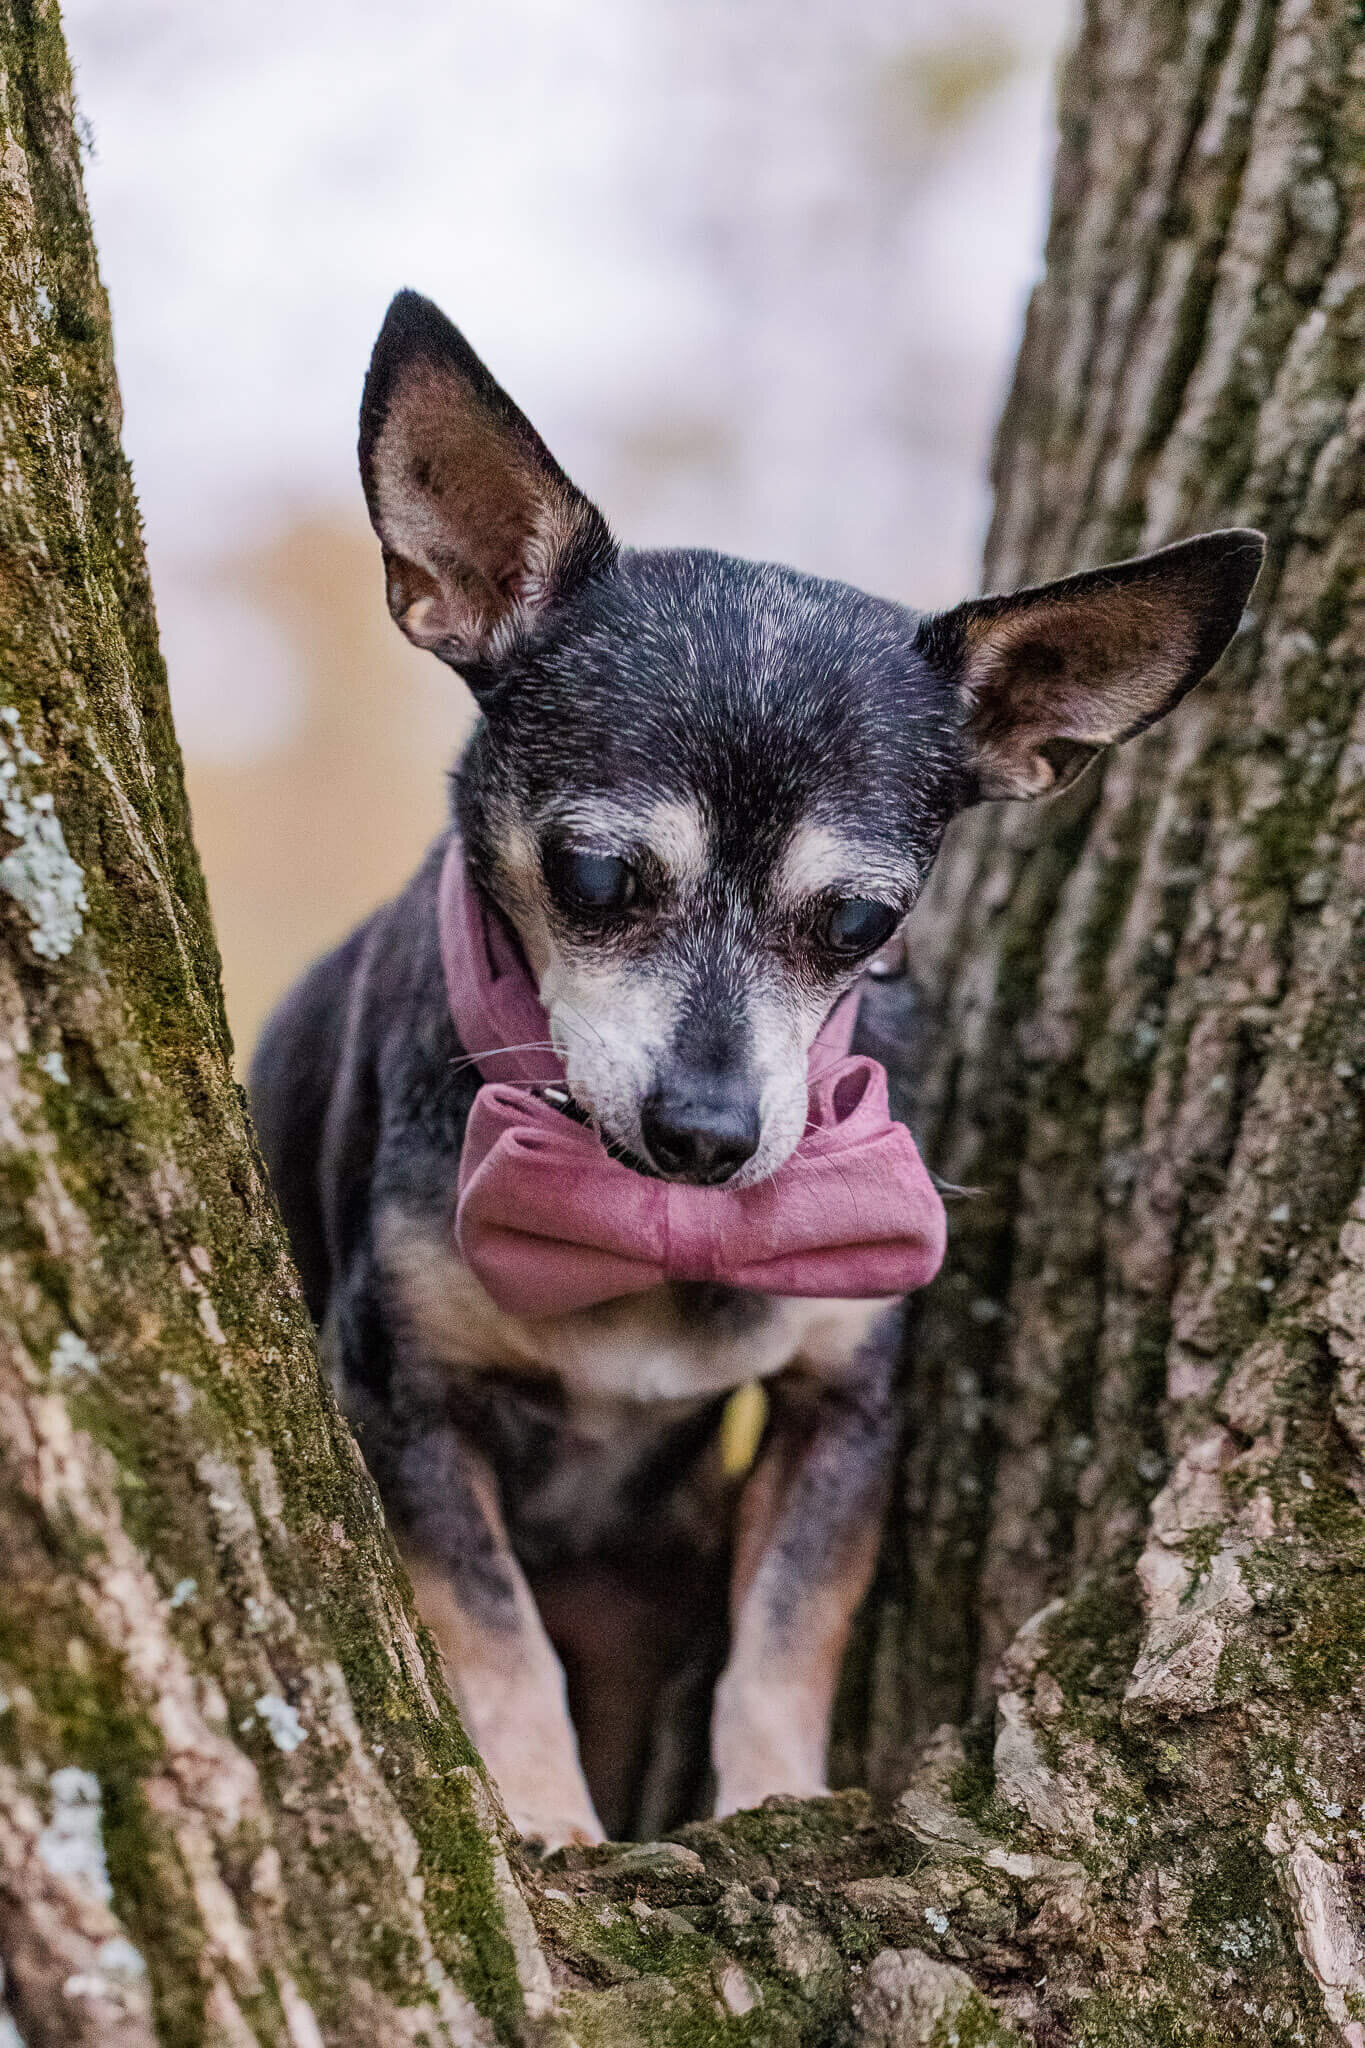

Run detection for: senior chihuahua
[[251, 290, 1262, 1848]]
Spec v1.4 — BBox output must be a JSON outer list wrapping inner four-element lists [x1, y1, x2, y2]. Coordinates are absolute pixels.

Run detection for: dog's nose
[[640, 1089, 761, 1185]]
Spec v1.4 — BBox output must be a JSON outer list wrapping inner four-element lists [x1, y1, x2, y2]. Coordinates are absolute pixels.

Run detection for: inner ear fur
[[358, 290, 616, 678], [920, 529, 1265, 800]]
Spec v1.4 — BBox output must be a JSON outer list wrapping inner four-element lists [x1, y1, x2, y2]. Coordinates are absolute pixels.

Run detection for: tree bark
[[0, 8, 554, 2044], [847, 0, 1365, 2035], [2, 0, 1363, 2044]]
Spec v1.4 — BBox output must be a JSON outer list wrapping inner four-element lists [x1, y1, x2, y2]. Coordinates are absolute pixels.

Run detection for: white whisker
[[447, 1039, 559, 1076]]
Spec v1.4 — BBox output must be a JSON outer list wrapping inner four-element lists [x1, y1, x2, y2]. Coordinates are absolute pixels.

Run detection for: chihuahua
[[250, 289, 1262, 1848]]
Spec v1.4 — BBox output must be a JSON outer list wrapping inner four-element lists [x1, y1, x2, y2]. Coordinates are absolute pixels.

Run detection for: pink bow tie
[[438, 839, 946, 1318]]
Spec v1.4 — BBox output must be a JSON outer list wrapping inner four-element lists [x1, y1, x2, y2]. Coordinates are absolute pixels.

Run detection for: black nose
[[640, 1088, 761, 1185]]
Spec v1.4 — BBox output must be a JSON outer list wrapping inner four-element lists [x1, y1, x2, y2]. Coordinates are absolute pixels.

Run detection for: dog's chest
[[377, 1211, 883, 1403], [373, 1211, 888, 1563]]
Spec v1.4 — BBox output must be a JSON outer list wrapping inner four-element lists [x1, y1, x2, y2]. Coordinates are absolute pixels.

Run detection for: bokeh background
[[62, 0, 1070, 1064]]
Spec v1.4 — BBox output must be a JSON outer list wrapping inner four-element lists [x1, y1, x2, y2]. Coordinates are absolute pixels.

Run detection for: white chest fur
[[375, 1209, 887, 1403]]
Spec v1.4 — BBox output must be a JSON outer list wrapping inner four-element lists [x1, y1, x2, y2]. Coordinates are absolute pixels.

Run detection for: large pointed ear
[[358, 291, 617, 681], [918, 530, 1265, 801]]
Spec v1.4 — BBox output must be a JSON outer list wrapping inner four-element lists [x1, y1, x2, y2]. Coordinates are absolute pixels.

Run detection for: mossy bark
[[2, 0, 1363, 2044], [0, 5, 548, 2043]]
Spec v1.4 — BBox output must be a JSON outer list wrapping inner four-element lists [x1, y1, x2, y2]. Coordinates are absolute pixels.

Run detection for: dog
[[249, 288, 1263, 1848]]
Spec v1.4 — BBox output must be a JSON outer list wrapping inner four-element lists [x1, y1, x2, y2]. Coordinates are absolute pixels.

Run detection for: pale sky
[[65, 0, 1068, 760]]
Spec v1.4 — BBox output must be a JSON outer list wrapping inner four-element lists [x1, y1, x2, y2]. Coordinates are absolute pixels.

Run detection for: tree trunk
[[2, 0, 1363, 2045], [847, 0, 1365, 2033], [0, 8, 553, 2043]]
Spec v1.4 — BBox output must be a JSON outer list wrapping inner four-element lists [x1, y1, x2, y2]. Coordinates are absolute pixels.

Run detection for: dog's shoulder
[[250, 909, 375, 1317], [250, 834, 478, 1318]]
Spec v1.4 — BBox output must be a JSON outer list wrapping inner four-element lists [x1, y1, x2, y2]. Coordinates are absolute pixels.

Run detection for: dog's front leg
[[392, 1422, 604, 1850], [711, 1311, 899, 1818]]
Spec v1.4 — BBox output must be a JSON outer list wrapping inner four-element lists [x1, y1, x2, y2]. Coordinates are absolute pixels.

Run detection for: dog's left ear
[[358, 290, 616, 686], [919, 530, 1265, 800]]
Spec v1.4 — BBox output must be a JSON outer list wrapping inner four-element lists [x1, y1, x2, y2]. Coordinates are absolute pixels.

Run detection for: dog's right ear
[[358, 291, 616, 686]]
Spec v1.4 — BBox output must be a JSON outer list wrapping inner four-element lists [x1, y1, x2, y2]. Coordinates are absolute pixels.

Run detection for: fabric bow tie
[[438, 837, 947, 1318]]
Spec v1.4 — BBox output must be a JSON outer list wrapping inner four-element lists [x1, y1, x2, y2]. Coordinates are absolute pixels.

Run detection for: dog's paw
[[509, 1807, 605, 1856], [712, 1670, 830, 1820], [490, 1751, 604, 1852]]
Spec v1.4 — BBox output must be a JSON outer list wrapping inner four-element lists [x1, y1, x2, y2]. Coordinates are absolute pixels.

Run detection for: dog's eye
[[550, 849, 637, 913], [821, 897, 899, 956]]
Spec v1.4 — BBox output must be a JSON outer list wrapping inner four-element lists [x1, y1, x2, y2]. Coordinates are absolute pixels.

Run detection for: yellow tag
[[719, 1381, 768, 1478]]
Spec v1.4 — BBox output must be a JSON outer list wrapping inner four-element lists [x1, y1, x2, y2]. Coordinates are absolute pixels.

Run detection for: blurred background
[[62, 0, 1071, 1064]]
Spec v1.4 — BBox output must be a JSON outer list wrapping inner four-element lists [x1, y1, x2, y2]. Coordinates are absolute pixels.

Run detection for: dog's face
[[453, 551, 961, 1185], [359, 292, 1263, 1185]]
